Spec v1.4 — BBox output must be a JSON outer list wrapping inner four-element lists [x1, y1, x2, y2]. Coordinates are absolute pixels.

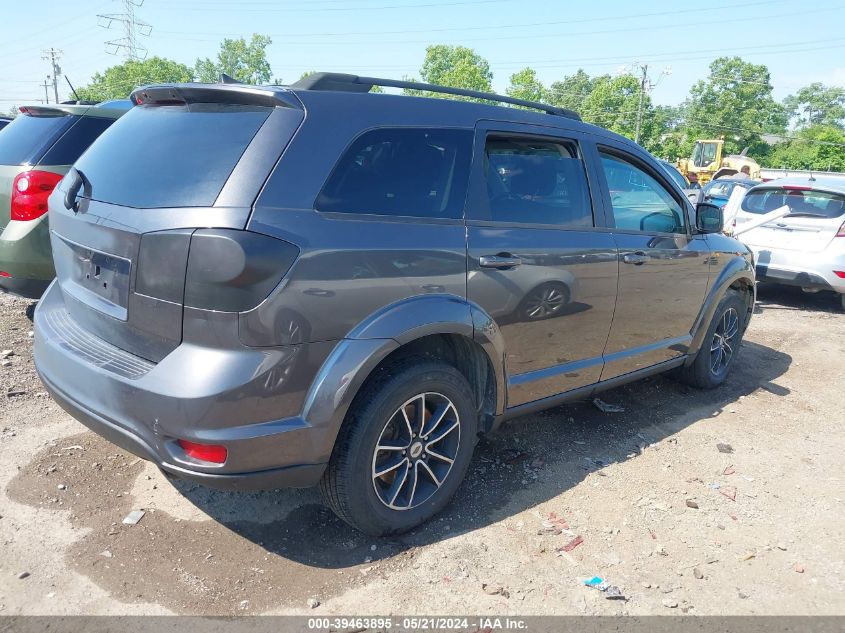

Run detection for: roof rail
[[291, 72, 580, 120]]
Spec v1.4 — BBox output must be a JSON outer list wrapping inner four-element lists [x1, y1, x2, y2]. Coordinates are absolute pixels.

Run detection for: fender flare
[[687, 256, 755, 362], [300, 294, 507, 460]]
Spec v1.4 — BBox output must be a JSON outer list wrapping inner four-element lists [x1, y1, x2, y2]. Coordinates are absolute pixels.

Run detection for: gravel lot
[[1, 286, 843, 616]]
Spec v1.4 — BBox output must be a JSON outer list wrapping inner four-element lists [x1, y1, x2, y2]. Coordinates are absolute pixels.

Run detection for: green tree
[[581, 74, 642, 137], [767, 125, 845, 171], [75, 57, 194, 101], [683, 56, 787, 155], [506, 67, 546, 105], [547, 69, 593, 112], [405, 45, 493, 101], [195, 34, 273, 84], [784, 83, 845, 129]]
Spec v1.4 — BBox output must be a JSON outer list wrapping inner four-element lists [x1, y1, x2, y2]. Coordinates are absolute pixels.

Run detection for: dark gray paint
[[35, 83, 755, 490]]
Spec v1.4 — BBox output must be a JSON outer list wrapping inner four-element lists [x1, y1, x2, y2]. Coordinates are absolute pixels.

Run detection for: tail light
[[183, 229, 299, 312], [836, 220, 845, 238], [11, 170, 63, 221], [177, 439, 228, 464]]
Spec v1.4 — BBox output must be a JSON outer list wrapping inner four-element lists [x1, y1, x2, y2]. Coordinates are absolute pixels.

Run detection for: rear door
[[49, 93, 304, 361], [595, 145, 711, 379], [465, 122, 618, 407]]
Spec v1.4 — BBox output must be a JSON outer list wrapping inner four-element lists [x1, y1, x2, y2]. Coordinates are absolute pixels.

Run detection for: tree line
[[70, 36, 845, 171]]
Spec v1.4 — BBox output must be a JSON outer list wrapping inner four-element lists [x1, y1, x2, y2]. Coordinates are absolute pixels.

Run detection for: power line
[[163, 0, 513, 12], [98, 0, 152, 60], [155, 0, 787, 38]]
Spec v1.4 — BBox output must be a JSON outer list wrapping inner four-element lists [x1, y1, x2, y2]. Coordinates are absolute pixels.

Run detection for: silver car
[[735, 177, 845, 310]]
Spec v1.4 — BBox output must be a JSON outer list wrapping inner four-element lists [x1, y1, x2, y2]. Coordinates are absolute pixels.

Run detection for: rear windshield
[[0, 112, 77, 166], [40, 116, 114, 166], [742, 188, 845, 218], [74, 103, 272, 208]]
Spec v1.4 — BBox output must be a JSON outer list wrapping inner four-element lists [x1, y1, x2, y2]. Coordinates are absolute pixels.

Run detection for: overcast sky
[[2, 0, 844, 108]]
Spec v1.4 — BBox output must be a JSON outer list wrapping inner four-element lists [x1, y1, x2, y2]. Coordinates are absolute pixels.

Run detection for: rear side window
[[0, 112, 77, 166], [742, 188, 845, 218], [74, 103, 271, 208], [40, 116, 114, 166], [484, 136, 593, 227], [316, 128, 473, 219]]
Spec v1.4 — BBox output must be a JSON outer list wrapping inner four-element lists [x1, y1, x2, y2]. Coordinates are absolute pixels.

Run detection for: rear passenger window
[[316, 128, 472, 219], [483, 136, 593, 227], [40, 116, 113, 166], [599, 151, 686, 233]]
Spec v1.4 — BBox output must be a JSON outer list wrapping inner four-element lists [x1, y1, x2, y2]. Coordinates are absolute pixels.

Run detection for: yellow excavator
[[677, 139, 761, 186]]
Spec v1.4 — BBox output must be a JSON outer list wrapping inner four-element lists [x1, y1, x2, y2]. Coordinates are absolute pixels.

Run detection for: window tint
[[484, 136, 593, 227], [75, 103, 271, 208], [600, 152, 686, 233], [741, 188, 845, 218], [316, 128, 472, 219], [40, 116, 114, 166], [0, 112, 76, 166], [659, 161, 688, 190]]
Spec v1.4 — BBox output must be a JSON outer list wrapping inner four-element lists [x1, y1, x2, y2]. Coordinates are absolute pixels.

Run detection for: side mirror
[[695, 202, 723, 234]]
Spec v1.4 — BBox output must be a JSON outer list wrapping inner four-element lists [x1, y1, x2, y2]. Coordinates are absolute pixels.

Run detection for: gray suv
[[34, 73, 755, 535]]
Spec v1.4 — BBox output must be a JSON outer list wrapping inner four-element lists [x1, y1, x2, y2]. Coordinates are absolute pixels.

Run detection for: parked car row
[[0, 73, 838, 534], [0, 100, 131, 297]]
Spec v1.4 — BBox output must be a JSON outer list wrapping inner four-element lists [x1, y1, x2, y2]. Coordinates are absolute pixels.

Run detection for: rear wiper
[[63, 167, 90, 211], [784, 212, 830, 218]]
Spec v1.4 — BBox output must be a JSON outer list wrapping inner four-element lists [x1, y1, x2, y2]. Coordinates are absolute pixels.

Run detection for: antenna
[[97, 0, 152, 61]]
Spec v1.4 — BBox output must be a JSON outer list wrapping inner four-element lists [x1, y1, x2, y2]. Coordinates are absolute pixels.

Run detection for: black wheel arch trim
[[300, 294, 507, 461], [686, 256, 755, 365]]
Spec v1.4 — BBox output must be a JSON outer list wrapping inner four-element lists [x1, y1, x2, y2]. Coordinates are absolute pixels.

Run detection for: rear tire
[[319, 359, 478, 536], [839, 293, 845, 313], [679, 290, 747, 389]]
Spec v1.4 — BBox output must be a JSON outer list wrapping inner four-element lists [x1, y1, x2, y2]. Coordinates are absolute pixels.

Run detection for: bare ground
[[0, 285, 843, 616]]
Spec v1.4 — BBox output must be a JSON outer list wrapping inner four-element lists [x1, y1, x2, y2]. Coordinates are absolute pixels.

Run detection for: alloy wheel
[[371, 392, 461, 511], [710, 307, 739, 375]]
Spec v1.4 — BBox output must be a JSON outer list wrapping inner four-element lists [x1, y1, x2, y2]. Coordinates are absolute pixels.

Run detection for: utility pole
[[98, 0, 152, 61], [629, 62, 671, 145], [42, 48, 62, 103], [41, 78, 52, 104]]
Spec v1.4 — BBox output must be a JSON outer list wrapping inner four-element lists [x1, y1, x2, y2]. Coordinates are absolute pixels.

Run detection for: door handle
[[622, 251, 648, 265], [479, 254, 523, 269]]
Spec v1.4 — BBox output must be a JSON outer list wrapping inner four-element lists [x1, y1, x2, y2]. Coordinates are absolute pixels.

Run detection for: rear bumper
[[34, 281, 333, 490], [750, 244, 845, 294], [0, 217, 55, 298], [0, 275, 51, 300]]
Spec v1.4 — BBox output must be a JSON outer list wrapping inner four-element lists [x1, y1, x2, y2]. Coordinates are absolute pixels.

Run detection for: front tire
[[319, 360, 478, 536], [679, 290, 748, 389]]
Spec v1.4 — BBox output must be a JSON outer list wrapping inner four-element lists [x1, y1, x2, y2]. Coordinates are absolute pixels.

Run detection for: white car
[[735, 177, 845, 310]]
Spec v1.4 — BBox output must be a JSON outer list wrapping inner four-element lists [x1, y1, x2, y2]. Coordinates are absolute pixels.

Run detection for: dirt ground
[[1, 285, 843, 616]]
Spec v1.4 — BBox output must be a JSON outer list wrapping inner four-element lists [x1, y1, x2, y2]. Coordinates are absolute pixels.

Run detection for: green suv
[[0, 100, 131, 298]]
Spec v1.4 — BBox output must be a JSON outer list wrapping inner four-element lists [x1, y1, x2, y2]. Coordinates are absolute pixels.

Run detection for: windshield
[[0, 112, 77, 166], [741, 187, 845, 218]]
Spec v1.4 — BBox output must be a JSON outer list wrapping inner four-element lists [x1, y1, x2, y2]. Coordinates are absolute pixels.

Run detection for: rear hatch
[[48, 85, 304, 362], [738, 185, 845, 252], [0, 107, 81, 229]]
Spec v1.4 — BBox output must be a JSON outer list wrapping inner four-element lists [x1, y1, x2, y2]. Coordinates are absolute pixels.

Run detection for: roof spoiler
[[291, 72, 581, 120], [130, 83, 298, 109], [18, 105, 75, 117]]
